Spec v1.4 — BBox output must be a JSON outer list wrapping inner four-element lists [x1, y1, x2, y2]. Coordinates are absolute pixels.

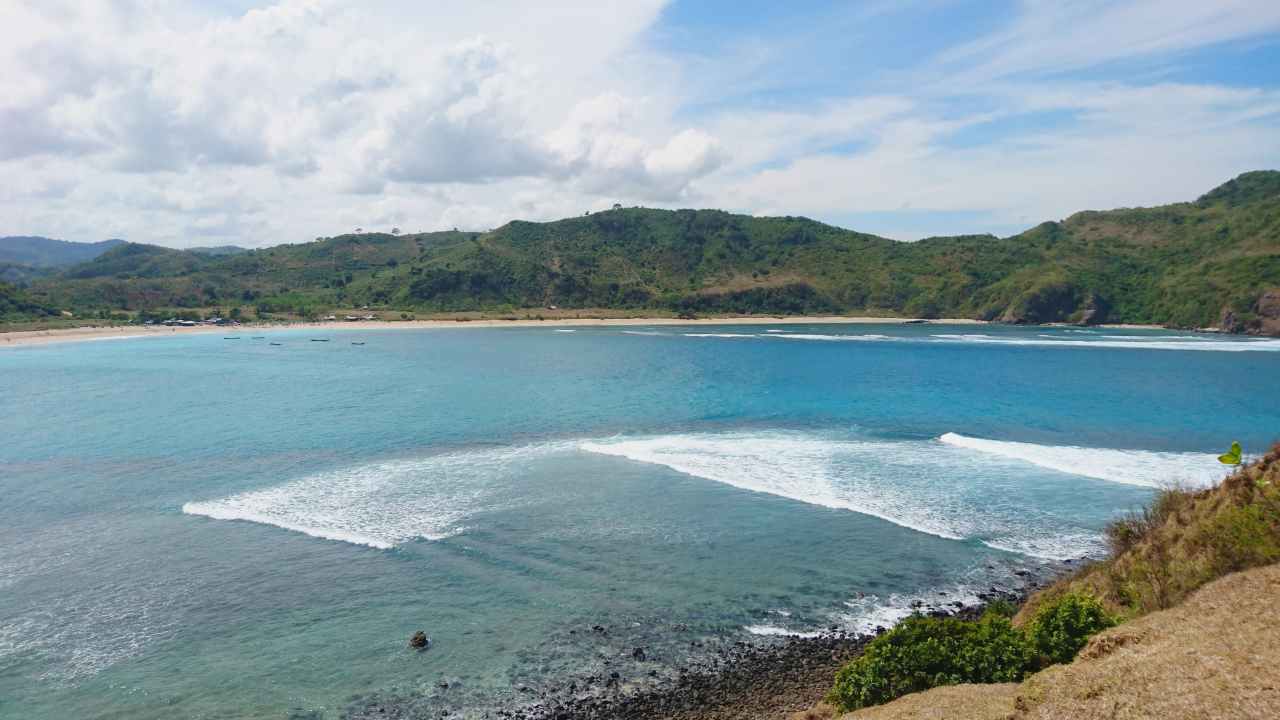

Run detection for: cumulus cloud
[[0, 0, 1277, 245]]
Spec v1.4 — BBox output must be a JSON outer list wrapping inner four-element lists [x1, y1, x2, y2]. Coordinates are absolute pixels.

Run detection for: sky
[[2, 0, 1279, 248]]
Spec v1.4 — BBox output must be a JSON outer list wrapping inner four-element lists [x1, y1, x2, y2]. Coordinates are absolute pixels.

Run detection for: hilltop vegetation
[[5, 172, 1279, 329]]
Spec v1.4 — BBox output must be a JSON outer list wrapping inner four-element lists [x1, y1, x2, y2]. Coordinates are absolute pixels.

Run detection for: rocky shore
[[342, 576, 1059, 720]]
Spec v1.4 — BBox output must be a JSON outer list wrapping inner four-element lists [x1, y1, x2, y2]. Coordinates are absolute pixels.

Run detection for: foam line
[[932, 334, 1280, 352], [938, 432, 1223, 488], [772, 333, 892, 342], [183, 444, 567, 548]]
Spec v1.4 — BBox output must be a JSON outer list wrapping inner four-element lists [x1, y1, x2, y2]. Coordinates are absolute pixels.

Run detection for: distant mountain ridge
[[188, 245, 250, 257], [0, 236, 126, 268], [7, 172, 1280, 332]]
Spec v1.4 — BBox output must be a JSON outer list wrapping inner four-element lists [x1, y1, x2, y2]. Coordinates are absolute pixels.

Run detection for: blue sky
[[2, 0, 1279, 246]]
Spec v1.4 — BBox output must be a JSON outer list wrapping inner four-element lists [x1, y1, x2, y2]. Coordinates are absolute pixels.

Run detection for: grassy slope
[[16, 171, 1280, 329], [847, 564, 1280, 720], [1015, 443, 1280, 621], [840, 446, 1280, 719]]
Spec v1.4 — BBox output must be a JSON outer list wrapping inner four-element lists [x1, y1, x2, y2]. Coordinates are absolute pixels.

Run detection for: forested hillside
[[0, 236, 125, 267], [8, 172, 1280, 331]]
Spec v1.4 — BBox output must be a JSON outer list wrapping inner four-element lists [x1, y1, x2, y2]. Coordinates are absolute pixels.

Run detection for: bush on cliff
[[1025, 593, 1115, 665], [827, 610, 1032, 711]]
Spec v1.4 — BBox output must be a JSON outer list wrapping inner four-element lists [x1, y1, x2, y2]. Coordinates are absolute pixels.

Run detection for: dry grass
[[1010, 563, 1280, 719], [842, 684, 1020, 720]]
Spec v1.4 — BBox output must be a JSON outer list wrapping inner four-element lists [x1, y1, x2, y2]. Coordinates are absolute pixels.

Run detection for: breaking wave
[[932, 333, 1280, 352], [661, 329, 1277, 352], [185, 430, 1219, 561], [939, 432, 1224, 488], [773, 333, 893, 342], [577, 430, 1187, 560], [183, 444, 569, 549]]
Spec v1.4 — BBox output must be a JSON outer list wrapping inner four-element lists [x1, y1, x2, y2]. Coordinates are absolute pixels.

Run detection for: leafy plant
[[1025, 593, 1116, 665], [827, 611, 1033, 711], [1219, 441, 1243, 466]]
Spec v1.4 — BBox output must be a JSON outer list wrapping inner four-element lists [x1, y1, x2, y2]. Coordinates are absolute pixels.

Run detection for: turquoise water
[[2, 324, 1278, 719]]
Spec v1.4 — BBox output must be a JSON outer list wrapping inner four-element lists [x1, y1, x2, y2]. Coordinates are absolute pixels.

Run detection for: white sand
[[1, 316, 994, 347]]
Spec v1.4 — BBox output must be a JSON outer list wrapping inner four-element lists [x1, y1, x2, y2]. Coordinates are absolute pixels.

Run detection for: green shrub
[[1026, 593, 1115, 665], [827, 612, 1033, 711]]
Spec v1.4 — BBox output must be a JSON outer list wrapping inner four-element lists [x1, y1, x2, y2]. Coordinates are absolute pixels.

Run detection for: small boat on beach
[[251, 336, 265, 339], [351, 342, 366, 346], [269, 342, 282, 346], [223, 337, 240, 340], [310, 338, 330, 342]]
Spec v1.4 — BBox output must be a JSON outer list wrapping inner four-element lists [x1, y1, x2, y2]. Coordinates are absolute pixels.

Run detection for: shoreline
[[0, 315, 1179, 348], [344, 568, 1067, 720]]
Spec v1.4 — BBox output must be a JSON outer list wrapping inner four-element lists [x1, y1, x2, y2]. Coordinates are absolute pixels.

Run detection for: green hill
[[17, 172, 1280, 331], [0, 236, 126, 267]]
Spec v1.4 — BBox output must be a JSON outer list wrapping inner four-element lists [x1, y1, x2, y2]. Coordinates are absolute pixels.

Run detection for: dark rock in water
[[631, 647, 646, 661], [409, 631, 430, 649]]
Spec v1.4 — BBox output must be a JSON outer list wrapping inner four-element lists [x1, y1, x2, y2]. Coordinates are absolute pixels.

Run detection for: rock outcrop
[[1219, 287, 1280, 336], [1254, 288, 1280, 335]]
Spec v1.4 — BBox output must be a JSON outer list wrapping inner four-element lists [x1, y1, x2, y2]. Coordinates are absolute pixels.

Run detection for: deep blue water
[[2, 324, 1278, 719]]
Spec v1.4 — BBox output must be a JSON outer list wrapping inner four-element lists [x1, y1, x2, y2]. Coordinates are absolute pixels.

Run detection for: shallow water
[[2, 323, 1277, 719]]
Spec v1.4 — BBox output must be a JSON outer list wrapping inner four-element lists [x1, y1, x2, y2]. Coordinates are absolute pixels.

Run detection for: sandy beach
[[0, 316, 995, 348]]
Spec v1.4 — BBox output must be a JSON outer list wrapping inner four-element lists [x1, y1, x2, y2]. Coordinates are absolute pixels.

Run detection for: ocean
[[2, 323, 1278, 719]]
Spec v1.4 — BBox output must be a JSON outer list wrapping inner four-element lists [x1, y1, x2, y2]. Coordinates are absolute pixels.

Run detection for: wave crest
[[938, 432, 1223, 488]]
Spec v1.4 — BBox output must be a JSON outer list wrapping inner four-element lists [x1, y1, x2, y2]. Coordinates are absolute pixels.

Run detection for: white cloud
[[936, 0, 1280, 84], [0, 0, 1278, 246], [714, 82, 1280, 237]]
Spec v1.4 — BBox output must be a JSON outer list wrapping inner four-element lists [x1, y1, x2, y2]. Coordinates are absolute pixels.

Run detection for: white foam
[[184, 430, 1216, 561], [580, 429, 1213, 561], [938, 433, 1224, 489], [552, 329, 577, 333], [932, 334, 1280, 352], [682, 332, 757, 338], [581, 433, 966, 541], [184, 443, 568, 548], [744, 624, 824, 638], [772, 333, 892, 342], [839, 582, 989, 635], [621, 330, 669, 336], [1, 577, 191, 686], [981, 532, 1103, 559]]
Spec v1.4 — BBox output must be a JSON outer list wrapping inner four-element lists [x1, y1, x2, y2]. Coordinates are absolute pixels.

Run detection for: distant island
[[3, 171, 1278, 335]]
